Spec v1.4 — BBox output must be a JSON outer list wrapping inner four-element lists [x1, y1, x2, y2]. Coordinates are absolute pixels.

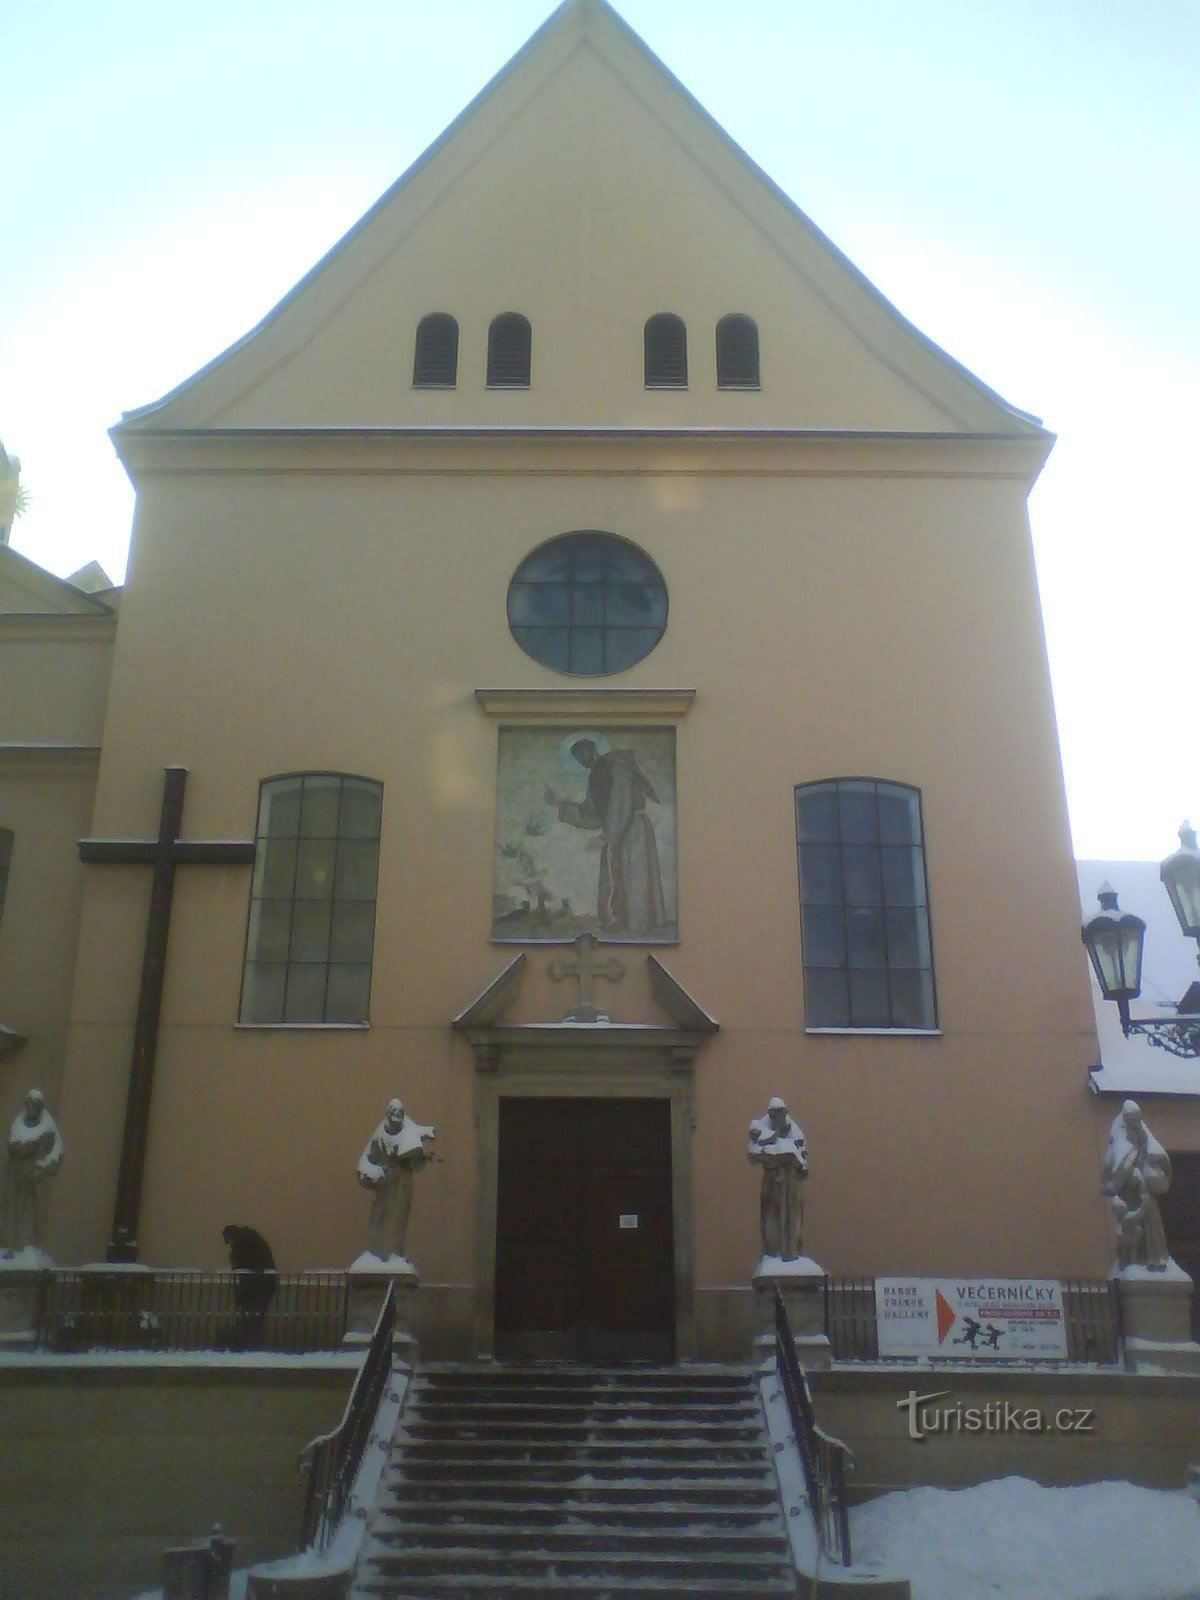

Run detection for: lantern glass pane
[[1120, 919, 1144, 995], [1164, 859, 1200, 938], [1088, 922, 1123, 996]]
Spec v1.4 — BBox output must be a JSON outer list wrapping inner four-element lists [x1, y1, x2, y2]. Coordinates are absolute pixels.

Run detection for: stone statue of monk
[[0, 1089, 65, 1261], [747, 1096, 808, 1262], [357, 1098, 435, 1263]]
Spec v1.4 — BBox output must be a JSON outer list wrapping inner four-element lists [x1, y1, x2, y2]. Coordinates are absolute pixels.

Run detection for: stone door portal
[[494, 1096, 675, 1362]]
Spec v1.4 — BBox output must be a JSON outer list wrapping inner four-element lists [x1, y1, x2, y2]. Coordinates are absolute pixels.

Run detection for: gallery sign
[[875, 1278, 1068, 1360]]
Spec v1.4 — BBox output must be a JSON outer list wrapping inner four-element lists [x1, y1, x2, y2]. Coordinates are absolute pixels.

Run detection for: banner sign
[[875, 1278, 1068, 1360]]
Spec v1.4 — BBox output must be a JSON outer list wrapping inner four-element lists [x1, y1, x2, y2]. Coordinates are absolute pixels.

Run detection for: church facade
[[4, 0, 1113, 1360]]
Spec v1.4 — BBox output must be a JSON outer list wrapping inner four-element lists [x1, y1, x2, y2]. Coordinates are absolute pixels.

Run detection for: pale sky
[[3, 1, 1196, 862]]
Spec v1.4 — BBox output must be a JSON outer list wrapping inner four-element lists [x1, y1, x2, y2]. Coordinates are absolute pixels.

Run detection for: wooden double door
[[1161, 1153, 1200, 1341], [494, 1097, 676, 1363]]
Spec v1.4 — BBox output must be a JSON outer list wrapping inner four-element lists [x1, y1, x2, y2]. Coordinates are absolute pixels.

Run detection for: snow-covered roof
[[1078, 857, 1200, 1099]]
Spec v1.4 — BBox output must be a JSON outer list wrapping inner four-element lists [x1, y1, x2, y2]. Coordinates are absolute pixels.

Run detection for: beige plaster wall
[[0, 759, 101, 1137], [0, 620, 114, 744], [0, 618, 111, 1150], [808, 1367, 1200, 1496], [51, 441, 1108, 1314], [0, 1363, 352, 1600]]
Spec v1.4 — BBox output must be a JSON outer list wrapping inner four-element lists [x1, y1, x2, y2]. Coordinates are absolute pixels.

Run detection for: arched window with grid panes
[[240, 774, 382, 1025], [716, 314, 760, 388], [412, 313, 459, 387], [796, 778, 937, 1031], [644, 313, 688, 387], [487, 313, 532, 387]]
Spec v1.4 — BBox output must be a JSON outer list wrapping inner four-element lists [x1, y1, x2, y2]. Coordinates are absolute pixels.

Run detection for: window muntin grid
[[796, 778, 937, 1030], [240, 774, 382, 1025], [507, 531, 668, 676]]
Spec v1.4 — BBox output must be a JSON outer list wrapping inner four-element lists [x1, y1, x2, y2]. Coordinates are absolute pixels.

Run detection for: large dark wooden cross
[[79, 767, 256, 1262]]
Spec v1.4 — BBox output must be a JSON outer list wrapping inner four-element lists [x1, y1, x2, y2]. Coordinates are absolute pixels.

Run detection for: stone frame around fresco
[[490, 724, 679, 945]]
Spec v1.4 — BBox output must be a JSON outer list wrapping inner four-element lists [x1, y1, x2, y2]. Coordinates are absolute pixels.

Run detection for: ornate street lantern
[[1084, 833, 1200, 1057], [1161, 821, 1200, 944], [1081, 883, 1145, 1033]]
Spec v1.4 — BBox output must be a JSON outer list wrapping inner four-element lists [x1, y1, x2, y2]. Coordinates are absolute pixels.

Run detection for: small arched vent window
[[487, 313, 532, 387], [644, 314, 688, 388], [716, 314, 760, 388], [412, 313, 459, 387]]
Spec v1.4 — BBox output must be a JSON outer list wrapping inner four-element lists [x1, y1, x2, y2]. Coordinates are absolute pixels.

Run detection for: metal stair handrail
[[299, 1282, 397, 1551], [773, 1283, 854, 1567]]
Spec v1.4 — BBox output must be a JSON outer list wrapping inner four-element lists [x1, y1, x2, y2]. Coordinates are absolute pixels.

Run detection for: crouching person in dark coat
[[222, 1224, 277, 1349]]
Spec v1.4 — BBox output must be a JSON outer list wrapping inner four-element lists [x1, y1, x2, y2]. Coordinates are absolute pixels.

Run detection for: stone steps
[[357, 1585, 794, 1600], [374, 1498, 780, 1526], [381, 1473, 781, 1500], [353, 1364, 797, 1599]]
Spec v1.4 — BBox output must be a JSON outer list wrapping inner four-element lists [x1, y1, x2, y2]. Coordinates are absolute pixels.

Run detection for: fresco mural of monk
[[547, 738, 667, 937]]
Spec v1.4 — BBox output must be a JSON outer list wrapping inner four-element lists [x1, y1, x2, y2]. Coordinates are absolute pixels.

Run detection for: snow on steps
[[352, 1363, 798, 1599]]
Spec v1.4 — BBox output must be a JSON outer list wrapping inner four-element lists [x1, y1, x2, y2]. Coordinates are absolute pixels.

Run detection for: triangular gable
[[0, 544, 114, 616], [115, 0, 1044, 441]]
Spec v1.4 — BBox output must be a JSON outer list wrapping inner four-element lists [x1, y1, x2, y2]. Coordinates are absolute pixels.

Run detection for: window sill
[[804, 1027, 942, 1038], [486, 383, 531, 390], [412, 382, 457, 391], [644, 383, 689, 391], [234, 1022, 370, 1031], [718, 383, 761, 392]]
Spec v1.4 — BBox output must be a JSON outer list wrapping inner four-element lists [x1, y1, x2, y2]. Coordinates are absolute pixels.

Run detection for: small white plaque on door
[[618, 1214, 639, 1229]]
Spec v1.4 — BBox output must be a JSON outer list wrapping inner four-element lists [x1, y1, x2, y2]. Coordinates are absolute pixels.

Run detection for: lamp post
[[1082, 823, 1200, 1059]]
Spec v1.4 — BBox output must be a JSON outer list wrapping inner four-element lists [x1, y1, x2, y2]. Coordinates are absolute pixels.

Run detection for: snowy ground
[[851, 1477, 1200, 1600], [124, 1478, 1200, 1600]]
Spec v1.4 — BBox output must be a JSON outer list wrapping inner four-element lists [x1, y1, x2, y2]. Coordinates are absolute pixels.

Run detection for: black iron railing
[[824, 1276, 1122, 1365], [299, 1282, 397, 1553], [35, 1270, 348, 1353], [773, 1285, 853, 1568], [1061, 1278, 1123, 1365]]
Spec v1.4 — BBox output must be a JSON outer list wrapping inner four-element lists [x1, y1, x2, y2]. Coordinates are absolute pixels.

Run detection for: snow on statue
[[357, 1098, 435, 1264], [0, 1089, 64, 1262], [1100, 1099, 1172, 1271], [747, 1096, 808, 1262]]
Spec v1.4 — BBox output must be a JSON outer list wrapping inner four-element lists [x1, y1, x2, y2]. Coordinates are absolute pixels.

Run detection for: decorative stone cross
[[547, 933, 625, 1023], [78, 767, 256, 1262]]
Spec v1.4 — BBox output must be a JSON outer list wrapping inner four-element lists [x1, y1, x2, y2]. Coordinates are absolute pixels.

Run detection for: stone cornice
[[0, 615, 117, 643], [461, 1023, 704, 1074], [0, 743, 102, 769], [474, 687, 694, 724], [111, 427, 1053, 488]]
